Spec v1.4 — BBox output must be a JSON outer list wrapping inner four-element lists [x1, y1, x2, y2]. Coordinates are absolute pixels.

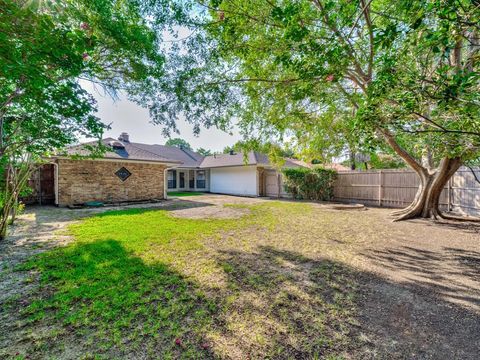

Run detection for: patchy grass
[[3, 197, 480, 359], [5, 202, 365, 358], [167, 191, 205, 197]]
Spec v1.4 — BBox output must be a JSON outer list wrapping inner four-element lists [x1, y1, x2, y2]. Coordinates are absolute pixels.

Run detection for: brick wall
[[57, 159, 167, 206]]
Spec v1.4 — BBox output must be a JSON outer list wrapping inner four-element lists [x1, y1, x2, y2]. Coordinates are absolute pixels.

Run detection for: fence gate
[[22, 164, 56, 205]]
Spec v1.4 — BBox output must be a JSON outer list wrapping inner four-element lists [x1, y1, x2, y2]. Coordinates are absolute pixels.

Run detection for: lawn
[[2, 197, 479, 359], [167, 191, 205, 197]]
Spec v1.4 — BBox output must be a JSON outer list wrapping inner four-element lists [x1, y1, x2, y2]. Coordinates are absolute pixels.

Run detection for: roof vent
[[109, 140, 125, 150], [118, 132, 130, 143]]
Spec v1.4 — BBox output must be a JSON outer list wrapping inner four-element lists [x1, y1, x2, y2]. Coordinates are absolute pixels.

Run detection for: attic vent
[[109, 140, 125, 150], [115, 167, 131, 181]]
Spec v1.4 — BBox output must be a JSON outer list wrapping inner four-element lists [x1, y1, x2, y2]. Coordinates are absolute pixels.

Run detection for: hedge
[[282, 167, 337, 201]]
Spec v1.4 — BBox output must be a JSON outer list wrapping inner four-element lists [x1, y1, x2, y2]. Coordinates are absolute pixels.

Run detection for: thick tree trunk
[[393, 157, 462, 221], [379, 129, 470, 221]]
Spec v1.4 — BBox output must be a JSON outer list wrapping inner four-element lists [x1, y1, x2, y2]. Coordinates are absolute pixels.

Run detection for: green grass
[[10, 202, 361, 359], [167, 191, 205, 197]]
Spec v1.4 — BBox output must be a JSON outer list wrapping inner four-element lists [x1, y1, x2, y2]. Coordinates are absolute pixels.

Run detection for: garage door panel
[[210, 166, 257, 196]]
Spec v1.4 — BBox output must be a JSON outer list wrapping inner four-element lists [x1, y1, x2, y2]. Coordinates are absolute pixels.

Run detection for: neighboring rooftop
[[323, 163, 350, 172]]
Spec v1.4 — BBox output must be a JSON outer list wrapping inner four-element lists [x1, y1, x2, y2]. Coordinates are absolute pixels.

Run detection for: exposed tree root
[[438, 212, 480, 222], [392, 205, 480, 223]]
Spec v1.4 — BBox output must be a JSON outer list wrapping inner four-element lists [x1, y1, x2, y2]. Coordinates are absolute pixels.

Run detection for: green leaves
[[0, 0, 178, 238], [282, 167, 337, 201], [148, 1, 480, 170]]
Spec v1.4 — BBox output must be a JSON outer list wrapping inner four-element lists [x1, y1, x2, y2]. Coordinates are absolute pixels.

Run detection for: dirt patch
[[170, 205, 250, 219]]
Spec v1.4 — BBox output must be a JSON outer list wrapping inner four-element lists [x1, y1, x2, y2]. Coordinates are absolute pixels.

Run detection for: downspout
[[54, 162, 59, 206], [163, 167, 169, 200]]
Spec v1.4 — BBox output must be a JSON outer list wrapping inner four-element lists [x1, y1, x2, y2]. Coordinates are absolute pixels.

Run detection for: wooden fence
[[333, 167, 480, 216]]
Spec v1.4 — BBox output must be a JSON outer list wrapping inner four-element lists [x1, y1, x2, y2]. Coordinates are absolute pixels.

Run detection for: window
[[196, 170, 206, 189], [167, 170, 177, 189]]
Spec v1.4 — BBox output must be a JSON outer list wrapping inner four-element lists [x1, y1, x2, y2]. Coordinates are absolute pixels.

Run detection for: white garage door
[[265, 170, 280, 197], [210, 166, 258, 196]]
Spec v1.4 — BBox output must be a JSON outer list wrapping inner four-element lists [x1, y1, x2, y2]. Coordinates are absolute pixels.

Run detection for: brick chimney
[[118, 132, 129, 143]]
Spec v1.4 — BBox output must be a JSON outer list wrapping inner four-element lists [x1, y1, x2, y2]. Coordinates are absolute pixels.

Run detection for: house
[[35, 133, 307, 207]]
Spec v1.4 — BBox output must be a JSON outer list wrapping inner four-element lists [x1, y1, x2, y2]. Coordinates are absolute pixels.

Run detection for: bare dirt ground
[[1, 194, 479, 359]]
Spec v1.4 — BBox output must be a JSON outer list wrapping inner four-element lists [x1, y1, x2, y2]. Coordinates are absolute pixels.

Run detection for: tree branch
[[310, 0, 368, 83], [360, 0, 374, 81], [380, 128, 426, 174]]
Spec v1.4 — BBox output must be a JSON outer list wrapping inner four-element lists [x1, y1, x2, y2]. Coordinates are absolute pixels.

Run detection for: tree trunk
[[393, 157, 462, 221], [0, 203, 11, 240], [349, 151, 356, 170], [379, 130, 468, 221]]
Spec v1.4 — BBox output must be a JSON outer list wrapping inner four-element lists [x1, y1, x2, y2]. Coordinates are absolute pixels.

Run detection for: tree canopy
[[156, 0, 480, 220], [196, 147, 212, 156], [165, 138, 192, 150], [0, 0, 181, 238]]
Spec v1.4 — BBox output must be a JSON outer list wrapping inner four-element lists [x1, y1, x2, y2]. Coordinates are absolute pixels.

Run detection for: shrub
[[282, 167, 337, 201]]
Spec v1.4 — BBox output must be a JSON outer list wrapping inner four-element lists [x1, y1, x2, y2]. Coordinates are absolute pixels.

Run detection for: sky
[[81, 82, 242, 153]]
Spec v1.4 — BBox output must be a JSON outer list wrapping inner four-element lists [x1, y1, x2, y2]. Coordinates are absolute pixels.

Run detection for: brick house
[[31, 133, 307, 206]]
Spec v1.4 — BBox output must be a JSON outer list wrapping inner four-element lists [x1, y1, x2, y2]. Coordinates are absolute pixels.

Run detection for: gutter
[[50, 156, 182, 166], [164, 167, 169, 200]]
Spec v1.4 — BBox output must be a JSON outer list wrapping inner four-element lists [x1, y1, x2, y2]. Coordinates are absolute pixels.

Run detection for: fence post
[[378, 170, 383, 207]]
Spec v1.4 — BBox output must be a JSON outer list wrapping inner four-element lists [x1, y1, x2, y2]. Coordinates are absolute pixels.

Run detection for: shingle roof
[[199, 151, 309, 168], [132, 143, 204, 167], [64, 138, 181, 164], [64, 137, 309, 169], [199, 151, 258, 168]]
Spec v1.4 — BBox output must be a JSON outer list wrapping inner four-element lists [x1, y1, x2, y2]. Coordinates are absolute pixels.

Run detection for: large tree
[[196, 147, 212, 156], [156, 0, 480, 221], [165, 137, 192, 149], [0, 0, 179, 239]]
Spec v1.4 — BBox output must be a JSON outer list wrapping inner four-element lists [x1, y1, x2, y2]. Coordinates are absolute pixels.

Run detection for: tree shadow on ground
[[362, 245, 480, 310], [1, 240, 217, 359], [2, 241, 480, 359], [212, 246, 480, 359], [415, 217, 480, 235], [0, 199, 217, 283]]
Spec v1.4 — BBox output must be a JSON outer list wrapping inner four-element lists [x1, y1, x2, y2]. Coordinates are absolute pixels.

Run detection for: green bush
[[282, 167, 337, 201]]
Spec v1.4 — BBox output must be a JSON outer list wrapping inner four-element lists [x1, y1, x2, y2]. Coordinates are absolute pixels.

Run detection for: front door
[[196, 170, 206, 189], [167, 170, 177, 189], [189, 170, 195, 188], [179, 171, 185, 189]]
